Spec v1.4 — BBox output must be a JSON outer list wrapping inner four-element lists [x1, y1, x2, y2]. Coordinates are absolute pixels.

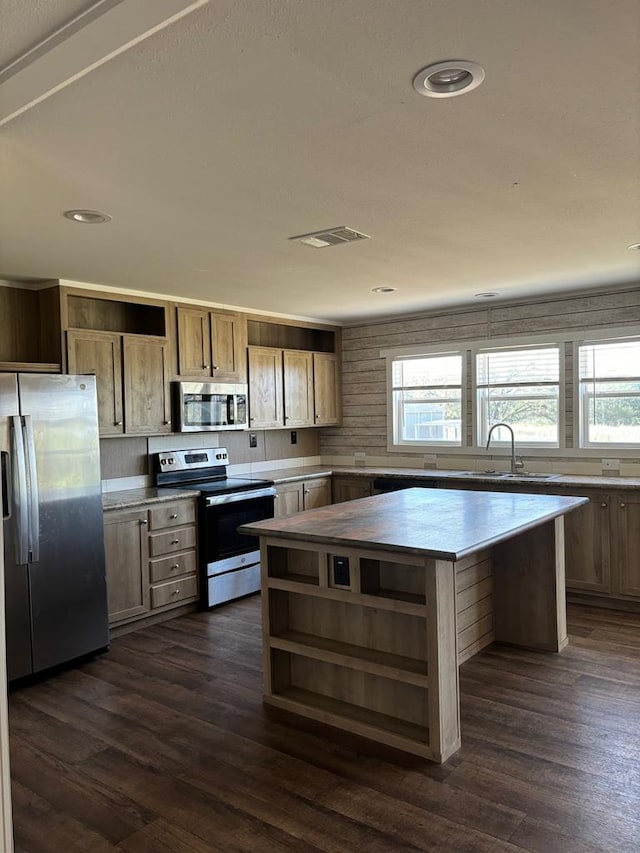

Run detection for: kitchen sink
[[452, 471, 560, 481]]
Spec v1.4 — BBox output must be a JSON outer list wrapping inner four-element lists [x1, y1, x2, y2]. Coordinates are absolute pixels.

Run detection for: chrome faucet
[[486, 422, 524, 474]]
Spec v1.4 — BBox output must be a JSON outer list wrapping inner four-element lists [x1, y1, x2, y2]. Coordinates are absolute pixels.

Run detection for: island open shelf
[[241, 487, 588, 763]]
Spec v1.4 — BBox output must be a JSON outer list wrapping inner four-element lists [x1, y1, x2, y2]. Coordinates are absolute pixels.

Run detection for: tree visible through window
[[476, 346, 560, 446]]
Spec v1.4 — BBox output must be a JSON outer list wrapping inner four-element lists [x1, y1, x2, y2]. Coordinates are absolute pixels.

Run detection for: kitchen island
[[240, 487, 588, 763]]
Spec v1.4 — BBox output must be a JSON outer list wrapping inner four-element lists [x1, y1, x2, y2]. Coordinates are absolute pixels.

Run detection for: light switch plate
[[602, 458, 620, 472]]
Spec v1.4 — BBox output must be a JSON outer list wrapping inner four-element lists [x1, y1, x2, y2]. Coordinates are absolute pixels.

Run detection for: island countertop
[[240, 487, 588, 561]]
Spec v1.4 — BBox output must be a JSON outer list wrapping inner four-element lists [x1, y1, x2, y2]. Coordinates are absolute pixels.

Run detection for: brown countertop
[[102, 487, 200, 511], [251, 464, 640, 491], [239, 487, 588, 561]]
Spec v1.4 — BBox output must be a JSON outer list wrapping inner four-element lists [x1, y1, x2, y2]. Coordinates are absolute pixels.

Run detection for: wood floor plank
[[8, 598, 640, 853]]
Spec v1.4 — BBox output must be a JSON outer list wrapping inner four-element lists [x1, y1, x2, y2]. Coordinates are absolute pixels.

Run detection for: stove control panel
[[156, 447, 228, 472]]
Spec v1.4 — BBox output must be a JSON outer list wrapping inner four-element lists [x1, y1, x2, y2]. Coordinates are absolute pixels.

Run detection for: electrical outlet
[[602, 458, 620, 472], [249, 433, 257, 449], [290, 430, 297, 445], [423, 454, 437, 469], [354, 451, 366, 466]]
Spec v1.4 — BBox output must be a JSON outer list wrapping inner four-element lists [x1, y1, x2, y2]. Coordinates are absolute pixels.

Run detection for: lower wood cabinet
[[332, 476, 373, 503], [274, 477, 332, 518], [104, 498, 198, 628], [612, 493, 640, 597]]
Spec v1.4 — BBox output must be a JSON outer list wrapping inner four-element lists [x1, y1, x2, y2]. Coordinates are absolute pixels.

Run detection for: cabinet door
[[176, 308, 211, 377], [313, 352, 340, 426], [103, 508, 150, 623], [303, 477, 332, 510], [123, 336, 172, 434], [563, 493, 611, 593], [332, 476, 373, 503], [274, 482, 304, 517], [283, 350, 314, 427], [248, 346, 284, 428], [613, 493, 640, 597], [67, 330, 123, 436], [211, 311, 246, 383]]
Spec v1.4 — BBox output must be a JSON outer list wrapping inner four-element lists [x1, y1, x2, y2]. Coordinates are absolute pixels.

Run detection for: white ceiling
[[1, 0, 639, 323]]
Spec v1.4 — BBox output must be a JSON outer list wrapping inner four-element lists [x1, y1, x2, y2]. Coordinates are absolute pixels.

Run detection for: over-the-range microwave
[[173, 382, 248, 432]]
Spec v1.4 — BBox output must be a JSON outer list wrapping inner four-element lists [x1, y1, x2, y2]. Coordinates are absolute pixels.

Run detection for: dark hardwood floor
[[8, 600, 640, 852]]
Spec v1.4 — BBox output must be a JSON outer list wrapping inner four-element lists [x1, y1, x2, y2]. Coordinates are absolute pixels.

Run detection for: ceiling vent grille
[[289, 226, 370, 248]]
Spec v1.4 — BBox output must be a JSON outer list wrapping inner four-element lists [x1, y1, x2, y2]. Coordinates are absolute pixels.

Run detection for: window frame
[[473, 342, 564, 450], [575, 335, 640, 450], [388, 349, 466, 449]]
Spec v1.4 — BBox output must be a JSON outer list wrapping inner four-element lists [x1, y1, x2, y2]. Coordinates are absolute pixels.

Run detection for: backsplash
[[100, 428, 321, 490]]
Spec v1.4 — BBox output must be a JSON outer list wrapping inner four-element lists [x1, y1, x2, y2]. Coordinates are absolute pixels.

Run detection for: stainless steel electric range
[[153, 448, 275, 607]]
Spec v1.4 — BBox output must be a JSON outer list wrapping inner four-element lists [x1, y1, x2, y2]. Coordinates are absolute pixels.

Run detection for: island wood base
[[259, 516, 567, 763]]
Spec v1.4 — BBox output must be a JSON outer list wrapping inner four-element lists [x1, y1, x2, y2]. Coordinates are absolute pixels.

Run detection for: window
[[391, 353, 463, 446], [476, 345, 560, 446], [578, 338, 640, 447]]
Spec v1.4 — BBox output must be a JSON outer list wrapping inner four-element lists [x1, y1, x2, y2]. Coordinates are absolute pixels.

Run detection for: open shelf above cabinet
[[247, 319, 336, 352], [66, 294, 166, 336]]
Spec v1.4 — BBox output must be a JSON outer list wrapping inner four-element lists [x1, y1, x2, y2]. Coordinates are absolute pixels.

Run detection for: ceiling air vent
[[289, 226, 370, 248]]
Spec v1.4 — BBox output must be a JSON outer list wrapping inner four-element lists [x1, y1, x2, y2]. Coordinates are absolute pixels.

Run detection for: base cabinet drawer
[[149, 526, 196, 557], [149, 550, 197, 583], [151, 575, 199, 609], [149, 501, 196, 530]]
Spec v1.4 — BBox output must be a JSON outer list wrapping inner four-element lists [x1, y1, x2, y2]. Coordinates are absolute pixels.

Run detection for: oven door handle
[[205, 486, 276, 507]]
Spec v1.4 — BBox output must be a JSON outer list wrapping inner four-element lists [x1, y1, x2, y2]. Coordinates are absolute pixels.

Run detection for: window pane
[[586, 396, 640, 443], [395, 391, 462, 443], [479, 390, 559, 444], [579, 340, 640, 380], [393, 355, 461, 388], [477, 347, 559, 385]]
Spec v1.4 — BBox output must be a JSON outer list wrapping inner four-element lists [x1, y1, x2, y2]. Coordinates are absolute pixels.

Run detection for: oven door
[[203, 488, 275, 568]]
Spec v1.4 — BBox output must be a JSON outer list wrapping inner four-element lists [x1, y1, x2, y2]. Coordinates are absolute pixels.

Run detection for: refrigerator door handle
[[23, 415, 40, 563], [1, 450, 10, 520], [11, 415, 29, 564]]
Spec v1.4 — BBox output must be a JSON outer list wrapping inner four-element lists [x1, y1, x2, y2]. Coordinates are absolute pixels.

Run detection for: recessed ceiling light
[[63, 209, 111, 224], [475, 291, 500, 299], [372, 287, 396, 293], [628, 242, 640, 251], [413, 60, 485, 98]]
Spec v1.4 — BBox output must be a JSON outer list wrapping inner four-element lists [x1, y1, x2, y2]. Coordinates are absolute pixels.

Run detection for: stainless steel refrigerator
[[1, 373, 109, 682]]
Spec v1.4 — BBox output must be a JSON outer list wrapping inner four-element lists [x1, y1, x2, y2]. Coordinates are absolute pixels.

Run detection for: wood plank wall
[[319, 285, 640, 463]]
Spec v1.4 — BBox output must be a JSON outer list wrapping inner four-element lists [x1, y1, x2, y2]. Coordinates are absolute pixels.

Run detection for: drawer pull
[[172, 588, 180, 595], [170, 513, 178, 519], [172, 538, 180, 544], [172, 563, 180, 569]]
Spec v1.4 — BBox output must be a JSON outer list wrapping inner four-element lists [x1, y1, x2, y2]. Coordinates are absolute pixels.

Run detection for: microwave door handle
[[227, 396, 235, 425], [23, 415, 40, 562], [10, 416, 29, 564]]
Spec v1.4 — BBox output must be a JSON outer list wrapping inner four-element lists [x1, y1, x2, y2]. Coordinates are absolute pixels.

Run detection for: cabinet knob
[[304, 489, 310, 495], [203, 364, 210, 369], [172, 563, 180, 570], [620, 503, 626, 508], [601, 502, 608, 508], [172, 538, 180, 544], [172, 588, 180, 595], [140, 519, 148, 525], [115, 421, 123, 426], [164, 420, 171, 425], [212, 364, 219, 371], [170, 513, 178, 519]]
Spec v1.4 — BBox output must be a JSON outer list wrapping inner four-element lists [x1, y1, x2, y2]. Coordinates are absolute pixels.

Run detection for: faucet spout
[[485, 422, 523, 474]]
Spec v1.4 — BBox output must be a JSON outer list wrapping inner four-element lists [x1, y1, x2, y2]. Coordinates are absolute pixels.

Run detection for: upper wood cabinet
[[313, 352, 340, 426], [283, 350, 314, 427], [67, 331, 171, 436], [248, 346, 341, 430], [67, 330, 124, 436], [176, 306, 246, 383], [123, 336, 172, 435]]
